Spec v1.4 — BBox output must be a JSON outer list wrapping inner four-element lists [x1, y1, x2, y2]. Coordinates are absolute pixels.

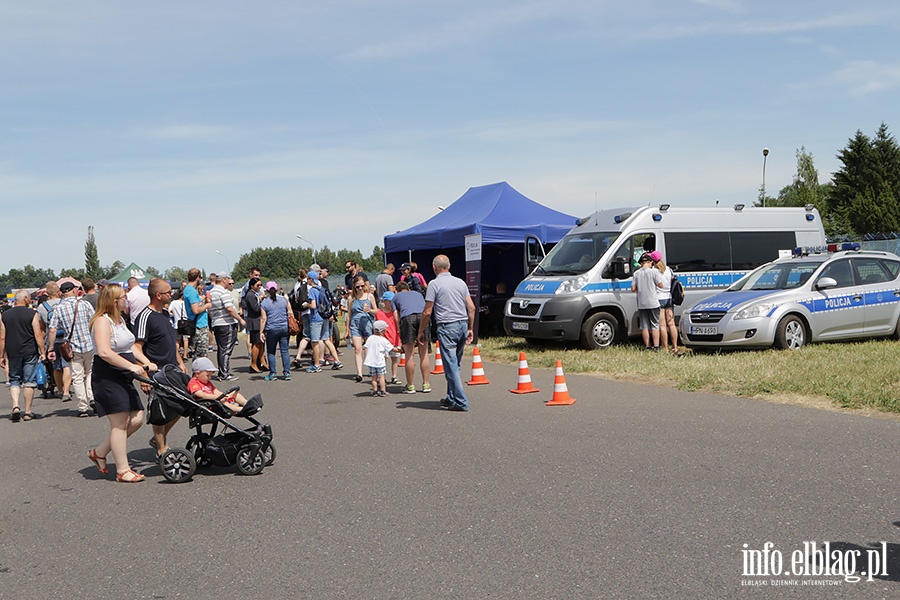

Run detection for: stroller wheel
[[263, 443, 276, 466], [186, 434, 212, 468], [159, 447, 196, 483], [236, 446, 265, 475]]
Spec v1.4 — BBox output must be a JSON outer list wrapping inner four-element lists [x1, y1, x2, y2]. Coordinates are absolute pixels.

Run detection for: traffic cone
[[545, 360, 576, 406], [399, 353, 407, 368], [430, 341, 444, 374], [510, 352, 540, 394], [467, 347, 490, 385]]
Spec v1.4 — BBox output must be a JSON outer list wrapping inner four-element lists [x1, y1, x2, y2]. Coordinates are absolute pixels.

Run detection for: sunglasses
[[354, 285, 365, 289]]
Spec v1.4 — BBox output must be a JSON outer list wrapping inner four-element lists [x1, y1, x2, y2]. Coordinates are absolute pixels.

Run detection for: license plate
[[511, 321, 529, 331], [690, 326, 717, 335]]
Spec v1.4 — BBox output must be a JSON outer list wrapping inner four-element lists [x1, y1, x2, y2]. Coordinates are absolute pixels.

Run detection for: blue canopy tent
[[384, 182, 576, 334]]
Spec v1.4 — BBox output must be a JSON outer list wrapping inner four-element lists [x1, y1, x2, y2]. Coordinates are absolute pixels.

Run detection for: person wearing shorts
[[392, 281, 431, 394], [632, 252, 665, 351], [1, 291, 46, 421]]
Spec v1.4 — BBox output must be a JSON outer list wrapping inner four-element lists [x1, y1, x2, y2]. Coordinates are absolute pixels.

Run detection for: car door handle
[[853, 295, 863, 301], [894, 291, 900, 297]]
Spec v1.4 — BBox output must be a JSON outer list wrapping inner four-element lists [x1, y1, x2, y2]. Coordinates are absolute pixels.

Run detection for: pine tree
[[84, 226, 101, 279]]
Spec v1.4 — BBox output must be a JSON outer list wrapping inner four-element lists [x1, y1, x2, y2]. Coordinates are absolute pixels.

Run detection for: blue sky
[[2, 0, 898, 275]]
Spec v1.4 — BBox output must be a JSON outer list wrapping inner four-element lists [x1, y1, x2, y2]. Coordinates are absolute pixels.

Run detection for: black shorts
[[399, 314, 429, 345]]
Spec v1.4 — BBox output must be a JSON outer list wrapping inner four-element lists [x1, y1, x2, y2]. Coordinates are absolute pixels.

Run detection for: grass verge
[[476, 336, 900, 415]]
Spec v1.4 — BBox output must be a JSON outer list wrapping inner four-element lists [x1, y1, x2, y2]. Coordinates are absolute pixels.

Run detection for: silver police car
[[681, 246, 900, 349]]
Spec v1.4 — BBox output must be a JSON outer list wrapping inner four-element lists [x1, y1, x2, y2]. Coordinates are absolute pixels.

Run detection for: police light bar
[[792, 242, 861, 256]]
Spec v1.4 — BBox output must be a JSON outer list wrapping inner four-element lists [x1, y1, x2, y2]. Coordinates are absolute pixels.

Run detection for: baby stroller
[[142, 364, 275, 483]]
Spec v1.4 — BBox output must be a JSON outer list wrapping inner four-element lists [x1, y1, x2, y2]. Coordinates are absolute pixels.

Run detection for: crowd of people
[[0, 254, 477, 482]]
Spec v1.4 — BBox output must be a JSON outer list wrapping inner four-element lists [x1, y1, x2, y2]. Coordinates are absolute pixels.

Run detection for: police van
[[503, 204, 827, 348]]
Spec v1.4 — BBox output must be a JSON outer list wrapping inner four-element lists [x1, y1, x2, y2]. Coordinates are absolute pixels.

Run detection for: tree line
[[0, 226, 386, 294], [761, 122, 900, 239]]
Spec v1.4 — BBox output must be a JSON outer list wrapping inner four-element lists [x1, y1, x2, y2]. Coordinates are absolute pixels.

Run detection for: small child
[[375, 292, 401, 384], [187, 357, 248, 413], [363, 320, 400, 396]]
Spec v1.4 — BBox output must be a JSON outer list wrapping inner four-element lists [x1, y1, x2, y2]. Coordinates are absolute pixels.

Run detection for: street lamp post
[[296, 234, 316, 265], [761, 148, 769, 207], [215, 250, 231, 275]]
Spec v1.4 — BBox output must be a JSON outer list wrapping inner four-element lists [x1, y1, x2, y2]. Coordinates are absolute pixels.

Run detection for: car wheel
[[774, 315, 807, 350], [580, 312, 618, 349]]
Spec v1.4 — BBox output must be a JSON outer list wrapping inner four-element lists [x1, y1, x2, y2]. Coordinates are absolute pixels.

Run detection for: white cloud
[[822, 60, 900, 97]]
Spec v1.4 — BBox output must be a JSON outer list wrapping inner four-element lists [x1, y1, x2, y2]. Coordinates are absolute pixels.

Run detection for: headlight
[[555, 275, 589, 294], [734, 303, 777, 320]]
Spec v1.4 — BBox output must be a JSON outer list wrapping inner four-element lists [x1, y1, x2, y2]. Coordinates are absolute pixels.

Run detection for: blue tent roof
[[384, 182, 576, 252]]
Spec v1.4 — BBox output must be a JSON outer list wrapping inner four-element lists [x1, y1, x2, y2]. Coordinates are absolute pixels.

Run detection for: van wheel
[[774, 315, 807, 350], [581, 312, 618, 349]]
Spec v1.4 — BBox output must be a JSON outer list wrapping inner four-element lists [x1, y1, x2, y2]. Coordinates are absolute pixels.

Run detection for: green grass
[[476, 336, 900, 414]]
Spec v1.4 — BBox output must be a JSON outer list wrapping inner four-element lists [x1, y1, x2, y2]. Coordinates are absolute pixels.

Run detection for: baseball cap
[[192, 357, 216, 373], [265, 281, 278, 291], [400, 262, 412, 270], [381, 291, 395, 302], [649, 251, 662, 262], [639, 253, 652, 263], [373, 320, 388, 333], [97, 279, 110, 287], [307, 271, 319, 281], [60, 282, 77, 293]]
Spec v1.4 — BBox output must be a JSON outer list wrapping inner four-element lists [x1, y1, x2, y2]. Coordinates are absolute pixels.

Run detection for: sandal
[[22, 412, 41, 421], [10, 407, 21, 422], [87, 448, 109, 474], [116, 469, 145, 483]]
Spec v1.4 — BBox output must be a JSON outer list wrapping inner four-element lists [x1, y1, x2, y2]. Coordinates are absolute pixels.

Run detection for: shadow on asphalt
[[394, 400, 445, 410]]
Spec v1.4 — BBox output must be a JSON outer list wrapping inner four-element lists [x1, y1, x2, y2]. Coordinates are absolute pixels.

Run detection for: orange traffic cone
[[467, 347, 490, 385], [545, 360, 576, 406], [399, 353, 407, 368], [430, 341, 444, 374], [510, 352, 540, 394]]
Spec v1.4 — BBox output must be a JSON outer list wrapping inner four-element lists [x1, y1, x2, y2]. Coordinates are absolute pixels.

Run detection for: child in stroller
[[143, 362, 274, 483], [188, 357, 248, 414]]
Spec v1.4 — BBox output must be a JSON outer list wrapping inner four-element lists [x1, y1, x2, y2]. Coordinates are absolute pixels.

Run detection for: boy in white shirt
[[363, 320, 400, 397]]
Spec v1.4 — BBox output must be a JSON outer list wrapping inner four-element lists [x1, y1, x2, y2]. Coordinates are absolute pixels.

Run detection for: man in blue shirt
[[182, 268, 212, 359]]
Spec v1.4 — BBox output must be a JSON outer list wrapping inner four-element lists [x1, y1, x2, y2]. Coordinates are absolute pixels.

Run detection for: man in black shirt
[[0, 291, 46, 421], [132, 278, 185, 455]]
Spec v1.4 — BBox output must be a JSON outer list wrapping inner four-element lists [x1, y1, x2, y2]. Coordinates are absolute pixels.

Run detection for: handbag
[[58, 299, 80, 361], [177, 318, 196, 337], [288, 312, 300, 336]]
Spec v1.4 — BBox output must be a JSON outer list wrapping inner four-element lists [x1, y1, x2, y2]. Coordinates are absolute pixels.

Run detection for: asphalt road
[[0, 346, 897, 599]]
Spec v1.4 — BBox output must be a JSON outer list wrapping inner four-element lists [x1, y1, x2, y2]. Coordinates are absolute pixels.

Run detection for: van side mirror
[[815, 277, 838, 290], [609, 257, 631, 280]]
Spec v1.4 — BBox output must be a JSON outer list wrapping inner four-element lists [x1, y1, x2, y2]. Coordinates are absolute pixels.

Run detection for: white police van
[[503, 204, 826, 348], [681, 244, 900, 349]]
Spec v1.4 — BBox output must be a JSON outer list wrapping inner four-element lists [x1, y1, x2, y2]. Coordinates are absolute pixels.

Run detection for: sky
[[2, 0, 899, 275]]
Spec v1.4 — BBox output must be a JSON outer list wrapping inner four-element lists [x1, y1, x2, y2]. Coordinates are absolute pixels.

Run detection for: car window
[[883, 260, 900, 279], [853, 258, 891, 285], [819, 260, 854, 288]]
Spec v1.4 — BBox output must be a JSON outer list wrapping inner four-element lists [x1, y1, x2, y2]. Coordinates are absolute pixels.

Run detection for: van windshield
[[536, 232, 620, 275]]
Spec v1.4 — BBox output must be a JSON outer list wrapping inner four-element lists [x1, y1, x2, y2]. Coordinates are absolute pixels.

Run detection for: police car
[[681, 244, 900, 350]]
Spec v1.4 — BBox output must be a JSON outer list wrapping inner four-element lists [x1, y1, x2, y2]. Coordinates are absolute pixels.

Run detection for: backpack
[[316, 287, 334, 320], [671, 275, 685, 306], [288, 281, 309, 312]]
